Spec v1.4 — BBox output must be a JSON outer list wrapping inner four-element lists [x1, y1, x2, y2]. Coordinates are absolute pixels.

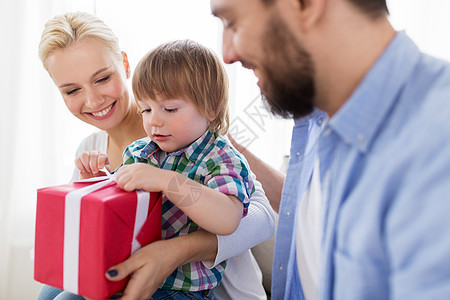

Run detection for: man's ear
[[287, 0, 326, 31], [122, 51, 131, 78]]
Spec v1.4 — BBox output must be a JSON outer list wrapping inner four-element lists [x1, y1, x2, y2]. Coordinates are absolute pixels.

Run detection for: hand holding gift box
[[34, 173, 161, 300]]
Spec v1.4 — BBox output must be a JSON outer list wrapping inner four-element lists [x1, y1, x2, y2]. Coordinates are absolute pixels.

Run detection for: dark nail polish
[[107, 269, 118, 277]]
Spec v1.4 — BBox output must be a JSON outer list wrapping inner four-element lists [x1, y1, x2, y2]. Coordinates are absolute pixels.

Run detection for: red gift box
[[34, 177, 161, 300]]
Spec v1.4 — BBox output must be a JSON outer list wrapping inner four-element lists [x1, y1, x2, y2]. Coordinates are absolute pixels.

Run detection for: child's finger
[[115, 169, 135, 191], [115, 164, 129, 178]]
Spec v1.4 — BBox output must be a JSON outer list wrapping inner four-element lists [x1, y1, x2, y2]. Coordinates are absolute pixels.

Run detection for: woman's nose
[[85, 88, 104, 109]]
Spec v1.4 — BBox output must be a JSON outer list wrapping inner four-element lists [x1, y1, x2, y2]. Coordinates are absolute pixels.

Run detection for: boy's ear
[[208, 110, 219, 122], [122, 51, 131, 78]]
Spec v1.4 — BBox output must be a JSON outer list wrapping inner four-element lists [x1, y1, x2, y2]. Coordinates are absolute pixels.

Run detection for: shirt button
[[286, 211, 291, 216], [357, 133, 367, 149], [323, 128, 332, 136], [296, 152, 300, 156], [280, 266, 283, 270]]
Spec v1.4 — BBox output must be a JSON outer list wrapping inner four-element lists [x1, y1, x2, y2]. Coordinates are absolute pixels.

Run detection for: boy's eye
[[141, 108, 151, 114], [66, 88, 80, 95], [165, 108, 177, 113]]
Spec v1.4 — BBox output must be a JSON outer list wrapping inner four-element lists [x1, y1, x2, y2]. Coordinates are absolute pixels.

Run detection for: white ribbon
[[132, 191, 150, 253], [63, 168, 149, 294]]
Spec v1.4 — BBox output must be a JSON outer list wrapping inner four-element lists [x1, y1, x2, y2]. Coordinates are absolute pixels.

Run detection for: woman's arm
[[206, 172, 276, 267], [106, 230, 219, 300], [229, 134, 286, 212]]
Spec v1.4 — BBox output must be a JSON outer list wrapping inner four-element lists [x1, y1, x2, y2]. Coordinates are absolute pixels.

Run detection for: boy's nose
[[149, 112, 163, 127]]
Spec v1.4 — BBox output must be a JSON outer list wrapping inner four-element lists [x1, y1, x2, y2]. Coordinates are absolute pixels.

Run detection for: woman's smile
[[87, 101, 117, 120]]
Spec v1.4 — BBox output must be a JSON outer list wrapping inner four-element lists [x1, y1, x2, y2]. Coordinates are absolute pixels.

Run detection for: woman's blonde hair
[[39, 11, 122, 69], [132, 39, 230, 135]]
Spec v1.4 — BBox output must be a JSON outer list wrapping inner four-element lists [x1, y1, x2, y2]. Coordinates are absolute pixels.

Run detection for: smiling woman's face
[[45, 38, 132, 131]]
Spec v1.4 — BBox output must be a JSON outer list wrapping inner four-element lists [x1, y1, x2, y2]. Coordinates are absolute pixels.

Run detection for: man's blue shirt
[[272, 31, 450, 299]]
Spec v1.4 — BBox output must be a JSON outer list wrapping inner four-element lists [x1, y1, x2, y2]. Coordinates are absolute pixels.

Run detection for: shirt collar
[[129, 137, 157, 159], [134, 130, 215, 163], [294, 107, 327, 127], [327, 31, 421, 152]]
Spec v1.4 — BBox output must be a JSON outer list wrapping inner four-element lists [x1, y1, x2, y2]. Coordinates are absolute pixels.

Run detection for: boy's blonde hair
[[132, 40, 229, 135], [39, 11, 122, 69]]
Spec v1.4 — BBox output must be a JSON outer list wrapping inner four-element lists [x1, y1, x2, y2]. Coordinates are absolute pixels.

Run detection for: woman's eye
[[141, 109, 151, 114], [66, 88, 80, 95], [96, 75, 110, 84], [165, 108, 177, 113]]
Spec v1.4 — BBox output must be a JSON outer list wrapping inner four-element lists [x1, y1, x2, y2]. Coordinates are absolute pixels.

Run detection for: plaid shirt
[[122, 130, 254, 291]]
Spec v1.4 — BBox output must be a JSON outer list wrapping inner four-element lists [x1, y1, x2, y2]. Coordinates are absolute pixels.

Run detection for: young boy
[[76, 39, 254, 299]]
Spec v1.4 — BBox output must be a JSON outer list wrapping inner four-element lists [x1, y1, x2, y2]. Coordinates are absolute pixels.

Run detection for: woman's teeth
[[92, 103, 113, 117]]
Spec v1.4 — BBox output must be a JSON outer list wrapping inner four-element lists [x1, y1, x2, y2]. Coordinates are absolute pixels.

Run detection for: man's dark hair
[[261, 0, 388, 18], [347, 0, 389, 18]]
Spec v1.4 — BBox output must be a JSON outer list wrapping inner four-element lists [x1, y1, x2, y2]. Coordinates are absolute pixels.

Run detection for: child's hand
[[75, 150, 110, 179], [115, 163, 169, 192]]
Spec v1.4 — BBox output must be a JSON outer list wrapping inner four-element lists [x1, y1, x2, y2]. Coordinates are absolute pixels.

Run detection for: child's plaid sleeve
[[203, 147, 254, 216]]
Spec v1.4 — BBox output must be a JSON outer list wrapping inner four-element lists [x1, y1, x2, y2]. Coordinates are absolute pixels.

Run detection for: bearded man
[[211, 0, 450, 299]]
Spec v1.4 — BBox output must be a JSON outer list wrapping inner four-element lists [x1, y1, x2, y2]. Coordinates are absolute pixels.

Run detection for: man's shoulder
[[402, 54, 450, 138], [378, 53, 450, 148], [366, 56, 450, 188]]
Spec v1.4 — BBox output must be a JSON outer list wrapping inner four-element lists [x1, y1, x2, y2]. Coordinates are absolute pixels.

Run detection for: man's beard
[[260, 14, 316, 119]]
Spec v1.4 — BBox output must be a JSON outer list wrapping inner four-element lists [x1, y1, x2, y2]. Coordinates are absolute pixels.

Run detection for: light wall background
[[0, 0, 449, 299]]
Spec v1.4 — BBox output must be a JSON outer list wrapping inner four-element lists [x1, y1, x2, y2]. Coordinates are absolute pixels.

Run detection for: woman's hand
[[105, 231, 218, 300], [74, 151, 110, 179], [227, 133, 247, 155], [228, 134, 285, 212], [105, 240, 178, 300]]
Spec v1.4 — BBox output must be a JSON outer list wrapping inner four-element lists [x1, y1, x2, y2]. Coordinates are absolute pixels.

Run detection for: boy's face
[[138, 96, 210, 153]]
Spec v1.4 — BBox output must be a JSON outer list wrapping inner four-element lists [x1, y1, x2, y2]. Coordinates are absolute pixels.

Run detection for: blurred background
[[1, 0, 450, 299]]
